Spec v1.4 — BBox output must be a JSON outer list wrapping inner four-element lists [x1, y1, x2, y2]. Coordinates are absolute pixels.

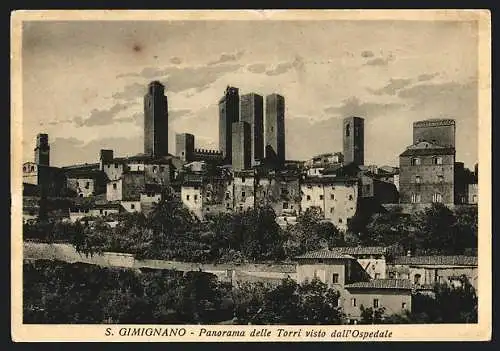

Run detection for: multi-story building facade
[[144, 81, 169, 157], [240, 93, 264, 166], [265, 93, 285, 168], [300, 176, 358, 231], [399, 141, 455, 206], [343, 116, 364, 166], [219, 86, 240, 164]]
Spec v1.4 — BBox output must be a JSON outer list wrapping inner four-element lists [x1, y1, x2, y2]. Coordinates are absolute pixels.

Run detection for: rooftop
[[329, 246, 388, 256], [392, 255, 478, 266], [296, 250, 355, 260], [345, 279, 413, 290]]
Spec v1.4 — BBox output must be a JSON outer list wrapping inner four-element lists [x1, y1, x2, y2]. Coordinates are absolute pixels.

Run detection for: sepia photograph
[[11, 10, 491, 342]]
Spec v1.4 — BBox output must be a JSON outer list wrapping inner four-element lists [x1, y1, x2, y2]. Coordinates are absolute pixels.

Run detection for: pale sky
[[22, 19, 479, 169]]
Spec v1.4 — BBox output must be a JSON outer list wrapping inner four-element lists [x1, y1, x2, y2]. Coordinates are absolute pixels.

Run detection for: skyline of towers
[[218, 86, 240, 164], [231, 121, 251, 170], [240, 93, 264, 166], [35, 133, 50, 166], [265, 93, 286, 167], [342, 116, 365, 166], [144, 81, 169, 157]]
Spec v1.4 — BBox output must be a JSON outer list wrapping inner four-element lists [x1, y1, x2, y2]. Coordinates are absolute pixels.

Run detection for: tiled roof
[[329, 246, 387, 256], [345, 279, 413, 290], [302, 176, 358, 184], [392, 255, 477, 266], [296, 250, 355, 260], [400, 147, 455, 157]]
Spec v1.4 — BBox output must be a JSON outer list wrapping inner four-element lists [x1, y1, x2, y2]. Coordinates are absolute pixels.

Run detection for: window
[[131, 204, 135, 210], [330, 207, 334, 214], [225, 192, 231, 200], [319, 195, 324, 200], [241, 191, 246, 197], [414, 274, 421, 285], [339, 218, 343, 224], [345, 123, 350, 137], [402, 302, 407, 310], [351, 298, 357, 307], [375, 273, 381, 279], [388, 272, 395, 279], [241, 177, 246, 183], [411, 193, 421, 203], [411, 158, 421, 166], [348, 195, 353, 200], [433, 157, 443, 165], [113, 183, 117, 190], [281, 188, 288, 195], [85, 182, 90, 189], [373, 299, 379, 308], [206, 207, 210, 211], [79, 194, 83, 198], [472, 195, 478, 203], [283, 202, 289, 209], [330, 194, 335, 200], [76, 181, 80, 187], [114, 163, 118, 168], [432, 193, 443, 203], [186, 195, 190, 200], [160, 166, 165, 172], [153, 166, 157, 173], [306, 195, 311, 201], [31, 166, 35, 172], [332, 273, 339, 284], [194, 186, 199, 190], [100, 209, 103, 215], [415, 175, 421, 184], [194, 195, 198, 201]]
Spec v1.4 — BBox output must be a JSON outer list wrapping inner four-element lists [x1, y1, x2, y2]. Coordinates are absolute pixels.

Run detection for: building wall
[[23, 162, 38, 185], [240, 93, 264, 166], [301, 181, 358, 231], [107, 179, 122, 202], [175, 133, 195, 162], [413, 119, 456, 147], [233, 174, 255, 211], [342, 289, 412, 320], [144, 163, 170, 185], [297, 259, 370, 287], [35, 133, 50, 166], [181, 185, 203, 219], [67, 177, 95, 198], [399, 153, 455, 204], [468, 183, 478, 204], [127, 162, 145, 172], [122, 173, 146, 200], [144, 81, 169, 157], [265, 94, 285, 167], [121, 201, 141, 213], [256, 176, 301, 217], [102, 162, 125, 181], [387, 265, 478, 290], [343, 117, 364, 166], [356, 257, 387, 279], [232, 121, 251, 170]]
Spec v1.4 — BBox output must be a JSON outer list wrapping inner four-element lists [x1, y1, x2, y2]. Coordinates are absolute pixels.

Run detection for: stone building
[[343, 116, 364, 166], [233, 169, 257, 212], [468, 183, 478, 204], [144, 81, 169, 157], [413, 119, 456, 148], [65, 169, 107, 198], [265, 93, 285, 168], [399, 141, 455, 206], [240, 93, 264, 166], [329, 246, 389, 279], [387, 255, 478, 291], [300, 176, 358, 231], [255, 170, 302, 217], [295, 250, 412, 322], [219, 86, 240, 164], [175, 132, 224, 165], [34, 133, 50, 166], [231, 121, 251, 170]]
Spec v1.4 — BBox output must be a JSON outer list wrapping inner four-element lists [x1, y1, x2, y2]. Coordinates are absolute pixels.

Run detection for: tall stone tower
[[175, 133, 195, 162], [240, 93, 264, 166], [144, 81, 169, 157], [34, 133, 50, 166], [342, 116, 364, 166], [218, 86, 240, 164], [413, 119, 456, 147], [265, 93, 285, 168], [232, 121, 251, 170]]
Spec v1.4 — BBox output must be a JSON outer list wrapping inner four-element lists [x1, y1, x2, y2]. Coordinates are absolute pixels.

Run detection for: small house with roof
[[387, 255, 478, 290], [329, 246, 389, 279]]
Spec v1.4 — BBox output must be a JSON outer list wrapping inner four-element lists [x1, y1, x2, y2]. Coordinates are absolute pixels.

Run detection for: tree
[[413, 203, 458, 254], [359, 306, 386, 324]]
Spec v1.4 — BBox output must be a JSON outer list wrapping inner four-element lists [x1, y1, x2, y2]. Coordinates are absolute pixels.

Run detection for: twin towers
[[144, 81, 285, 169]]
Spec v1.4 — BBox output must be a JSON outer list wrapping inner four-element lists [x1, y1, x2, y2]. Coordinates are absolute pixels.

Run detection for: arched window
[[411, 158, 421, 166]]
